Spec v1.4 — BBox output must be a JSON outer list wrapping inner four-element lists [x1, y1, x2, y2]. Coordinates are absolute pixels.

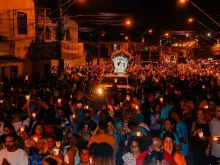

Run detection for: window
[[17, 12, 27, 35]]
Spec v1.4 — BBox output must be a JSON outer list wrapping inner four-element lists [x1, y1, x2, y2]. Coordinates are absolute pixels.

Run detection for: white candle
[[20, 126, 25, 132], [136, 132, 142, 137], [33, 137, 38, 143], [204, 105, 209, 109], [57, 98, 62, 104], [32, 113, 36, 118], [56, 141, 61, 148], [25, 95, 30, 101], [214, 136, 219, 142], [198, 131, 203, 138]]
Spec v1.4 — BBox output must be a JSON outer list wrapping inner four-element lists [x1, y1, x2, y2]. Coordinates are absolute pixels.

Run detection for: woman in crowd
[[190, 109, 210, 165], [122, 136, 141, 165], [31, 122, 46, 139], [64, 133, 81, 165], [163, 132, 186, 165], [161, 118, 181, 151], [92, 142, 116, 165]]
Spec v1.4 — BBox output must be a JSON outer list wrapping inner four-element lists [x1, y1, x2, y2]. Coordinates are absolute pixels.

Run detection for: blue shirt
[[136, 113, 144, 123], [160, 131, 180, 145], [176, 121, 188, 157], [78, 108, 84, 122], [161, 105, 174, 119]]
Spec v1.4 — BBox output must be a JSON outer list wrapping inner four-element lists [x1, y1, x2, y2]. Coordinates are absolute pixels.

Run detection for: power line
[[63, 0, 77, 13], [49, 0, 71, 16]]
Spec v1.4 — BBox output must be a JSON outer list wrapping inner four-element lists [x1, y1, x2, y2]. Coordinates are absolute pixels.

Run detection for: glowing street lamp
[[188, 18, 194, 23], [180, 0, 220, 28], [207, 32, 211, 37], [125, 20, 131, 26]]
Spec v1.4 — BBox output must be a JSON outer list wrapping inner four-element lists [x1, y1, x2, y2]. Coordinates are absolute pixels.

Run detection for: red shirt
[[136, 150, 176, 165]]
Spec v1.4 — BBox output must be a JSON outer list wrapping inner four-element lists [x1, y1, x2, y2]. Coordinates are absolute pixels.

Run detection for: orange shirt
[[174, 152, 186, 165], [88, 134, 119, 152]]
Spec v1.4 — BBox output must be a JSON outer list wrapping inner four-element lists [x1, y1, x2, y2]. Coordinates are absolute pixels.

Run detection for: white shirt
[[64, 148, 81, 165], [13, 118, 30, 133], [210, 118, 220, 158], [0, 148, 28, 165]]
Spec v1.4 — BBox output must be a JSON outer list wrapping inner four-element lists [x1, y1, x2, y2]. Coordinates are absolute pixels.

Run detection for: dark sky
[[41, 0, 220, 42]]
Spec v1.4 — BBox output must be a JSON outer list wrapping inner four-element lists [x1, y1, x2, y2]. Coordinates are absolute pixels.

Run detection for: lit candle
[[159, 97, 163, 103], [33, 137, 38, 143], [11, 87, 14, 91], [204, 105, 209, 109], [25, 95, 30, 101], [56, 141, 61, 148], [20, 126, 25, 132], [89, 157, 93, 164], [214, 136, 219, 142], [198, 131, 203, 138], [136, 132, 142, 137], [25, 75, 28, 81], [155, 115, 159, 120], [0, 100, 3, 104], [202, 85, 205, 89], [72, 114, 76, 118], [135, 105, 139, 110], [85, 105, 89, 109], [70, 95, 72, 99], [32, 113, 36, 118], [57, 98, 62, 104]]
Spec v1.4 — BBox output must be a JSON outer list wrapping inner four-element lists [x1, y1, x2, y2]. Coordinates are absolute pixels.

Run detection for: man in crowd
[[0, 133, 28, 165]]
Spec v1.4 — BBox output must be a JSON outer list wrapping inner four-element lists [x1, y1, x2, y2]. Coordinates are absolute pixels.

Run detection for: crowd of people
[[0, 59, 220, 165]]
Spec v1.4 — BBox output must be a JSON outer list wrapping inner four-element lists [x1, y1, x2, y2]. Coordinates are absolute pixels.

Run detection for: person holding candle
[[190, 109, 210, 165], [206, 105, 220, 165], [122, 136, 141, 165], [150, 102, 162, 137]]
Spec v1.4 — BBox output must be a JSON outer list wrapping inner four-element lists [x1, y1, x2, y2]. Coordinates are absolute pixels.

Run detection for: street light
[[180, 0, 220, 28], [207, 33, 211, 37], [125, 20, 131, 26], [187, 17, 214, 33]]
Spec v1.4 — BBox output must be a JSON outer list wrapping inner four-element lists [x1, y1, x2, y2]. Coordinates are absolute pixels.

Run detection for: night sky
[[40, 0, 220, 43]]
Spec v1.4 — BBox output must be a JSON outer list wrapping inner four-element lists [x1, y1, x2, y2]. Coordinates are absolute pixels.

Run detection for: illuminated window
[[17, 12, 27, 35]]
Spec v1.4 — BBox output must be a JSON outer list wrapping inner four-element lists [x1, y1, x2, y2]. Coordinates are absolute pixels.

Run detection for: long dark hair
[[127, 136, 141, 153], [31, 122, 45, 137], [162, 132, 176, 156]]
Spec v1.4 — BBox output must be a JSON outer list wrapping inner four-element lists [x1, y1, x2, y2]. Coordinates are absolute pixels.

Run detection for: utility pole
[[57, 0, 65, 41]]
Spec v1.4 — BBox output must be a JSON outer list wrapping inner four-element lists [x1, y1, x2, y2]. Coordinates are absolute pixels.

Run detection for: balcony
[[0, 41, 15, 57], [32, 41, 84, 60]]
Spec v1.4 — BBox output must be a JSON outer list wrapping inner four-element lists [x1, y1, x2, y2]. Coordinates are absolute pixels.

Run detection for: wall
[[0, 0, 35, 59]]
